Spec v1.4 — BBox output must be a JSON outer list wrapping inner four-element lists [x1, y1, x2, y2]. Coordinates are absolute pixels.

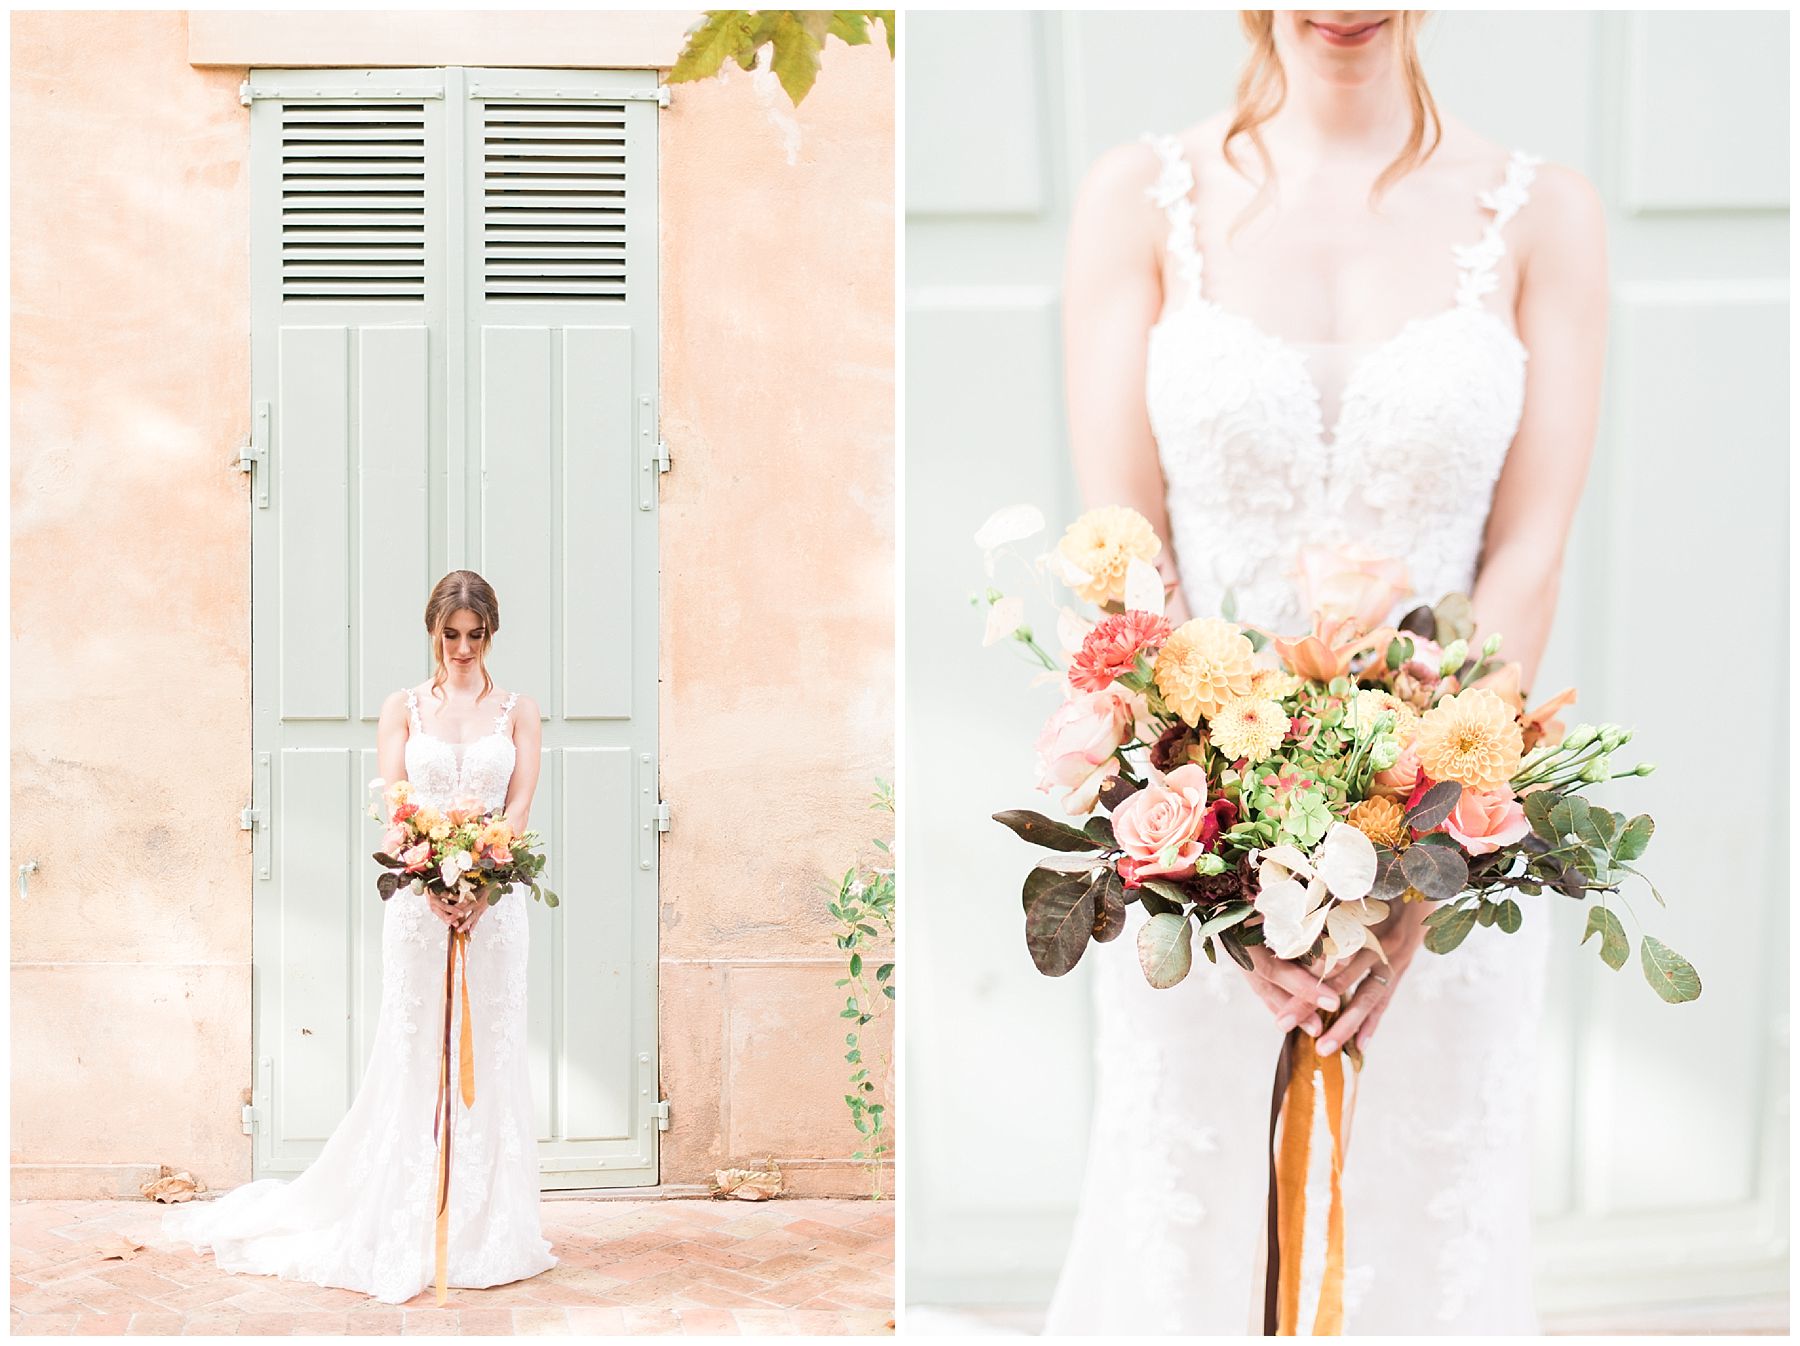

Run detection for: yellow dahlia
[[1154, 618, 1256, 724], [1247, 667, 1304, 701], [1346, 796, 1409, 849], [1208, 697, 1288, 763], [1413, 687, 1524, 794], [1054, 506, 1161, 606], [1351, 688, 1419, 745]]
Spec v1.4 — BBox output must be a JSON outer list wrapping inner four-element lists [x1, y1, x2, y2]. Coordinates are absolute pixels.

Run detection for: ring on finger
[[1370, 972, 1390, 985]]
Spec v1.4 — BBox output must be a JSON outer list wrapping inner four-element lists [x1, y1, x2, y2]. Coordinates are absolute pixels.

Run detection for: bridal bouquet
[[976, 504, 1699, 1009], [367, 778, 560, 910], [977, 502, 1701, 1334]]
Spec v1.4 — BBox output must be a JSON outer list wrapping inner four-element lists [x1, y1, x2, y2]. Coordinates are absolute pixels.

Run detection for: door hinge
[[237, 401, 271, 508], [655, 440, 672, 474], [652, 1099, 671, 1131], [241, 1103, 257, 1135], [239, 802, 263, 831], [655, 800, 671, 833]]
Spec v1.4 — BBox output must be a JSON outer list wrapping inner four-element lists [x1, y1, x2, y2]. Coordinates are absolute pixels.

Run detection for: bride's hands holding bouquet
[[1314, 896, 1433, 1057]]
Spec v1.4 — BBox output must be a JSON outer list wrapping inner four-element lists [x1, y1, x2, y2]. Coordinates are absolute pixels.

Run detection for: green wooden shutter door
[[249, 66, 661, 1189]]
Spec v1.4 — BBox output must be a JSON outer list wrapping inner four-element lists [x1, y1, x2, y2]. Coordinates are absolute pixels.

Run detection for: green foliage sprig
[[669, 10, 895, 106], [829, 779, 895, 1197]]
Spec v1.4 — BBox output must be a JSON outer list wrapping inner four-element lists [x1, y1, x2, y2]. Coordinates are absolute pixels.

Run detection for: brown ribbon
[[1263, 1027, 1356, 1336], [432, 925, 476, 1307]]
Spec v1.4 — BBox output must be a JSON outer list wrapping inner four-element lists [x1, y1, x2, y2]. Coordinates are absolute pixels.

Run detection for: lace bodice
[[403, 686, 521, 812], [1141, 133, 1542, 632]]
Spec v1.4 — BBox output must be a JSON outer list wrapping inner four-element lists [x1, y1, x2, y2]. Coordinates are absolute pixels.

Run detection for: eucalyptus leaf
[[1523, 791, 1560, 843], [1138, 890, 1182, 918], [1581, 906, 1628, 971], [1090, 869, 1127, 944], [1401, 842, 1468, 900], [1433, 593, 1475, 645], [1398, 604, 1437, 640], [1549, 795, 1591, 844], [1194, 903, 1255, 941], [1025, 873, 1097, 977], [1640, 936, 1702, 1004], [1137, 912, 1194, 989], [1369, 848, 1409, 902], [1615, 815, 1655, 862], [1139, 878, 1194, 908], [1220, 929, 1256, 970], [1403, 780, 1462, 832], [1084, 814, 1118, 850], [1495, 898, 1523, 933], [1423, 904, 1478, 953], [1022, 864, 1071, 915], [994, 810, 1101, 853]]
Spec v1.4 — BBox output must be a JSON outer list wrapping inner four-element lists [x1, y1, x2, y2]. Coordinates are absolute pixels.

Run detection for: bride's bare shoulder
[[1070, 112, 1232, 259]]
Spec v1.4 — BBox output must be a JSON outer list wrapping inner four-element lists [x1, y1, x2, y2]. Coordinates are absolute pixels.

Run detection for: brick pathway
[[11, 1197, 894, 1335]]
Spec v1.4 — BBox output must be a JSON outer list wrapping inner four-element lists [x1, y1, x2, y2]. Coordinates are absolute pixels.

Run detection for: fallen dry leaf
[[139, 1165, 207, 1204], [713, 1166, 783, 1201], [92, 1233, 143, 1261]]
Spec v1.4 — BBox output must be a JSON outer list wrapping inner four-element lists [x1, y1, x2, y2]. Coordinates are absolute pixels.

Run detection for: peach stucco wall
[[11, 11, 894, 1198]]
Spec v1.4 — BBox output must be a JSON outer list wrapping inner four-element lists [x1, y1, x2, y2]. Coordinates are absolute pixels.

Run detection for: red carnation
[[1070, 610, 1176, 692]]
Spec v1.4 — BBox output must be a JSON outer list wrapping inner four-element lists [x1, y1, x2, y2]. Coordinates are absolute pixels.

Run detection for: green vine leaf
[[669, 10, 896, 107], [1641, 936, 1702, 1003], [1581, 906, 1629, 971], [1137, 912, 1193, 989]]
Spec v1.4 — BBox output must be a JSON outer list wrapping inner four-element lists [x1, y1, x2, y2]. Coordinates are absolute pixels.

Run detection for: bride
[[162, 570, 557, 1304], [1045, 10, 1605, 1335]]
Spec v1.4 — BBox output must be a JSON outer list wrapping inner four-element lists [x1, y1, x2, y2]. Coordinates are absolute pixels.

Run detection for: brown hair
[[423, 570, 500, 703], [1224, 11, 1441, 230]]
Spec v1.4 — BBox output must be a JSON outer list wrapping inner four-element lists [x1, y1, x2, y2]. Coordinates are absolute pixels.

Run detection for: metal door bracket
[[652, 1100, 671, 1131], [241, 1103, 257, 1135], [655, 801, 671, 833]]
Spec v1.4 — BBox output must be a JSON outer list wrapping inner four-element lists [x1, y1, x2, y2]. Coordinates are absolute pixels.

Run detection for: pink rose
[[401, 841, 433, 873], [1438, 789, 1530, 856], [1111, 764, 1211, 880], [1370, 742, 1422, 799], [380, 824, 410, 858], [1294, 545, 1411, 631], [1035, 689, 1134, 815]]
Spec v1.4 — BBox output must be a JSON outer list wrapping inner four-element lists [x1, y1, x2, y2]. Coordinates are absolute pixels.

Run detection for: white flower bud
[[1580, 755, 1612, 783], [1439, 639, 1468, 676], [1563, 724, 1598, 752], [1482, 633, 1503, 658]]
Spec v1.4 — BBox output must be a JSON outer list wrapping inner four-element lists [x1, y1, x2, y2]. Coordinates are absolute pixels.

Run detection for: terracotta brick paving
[[11, 1198, 893, 1336]]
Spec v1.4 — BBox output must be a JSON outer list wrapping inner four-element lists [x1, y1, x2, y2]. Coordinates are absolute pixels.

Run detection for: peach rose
[[380, 824, 410, 857], [400, 841, 433, 873], [1370, 741, 1422, 799], [1111, 764, 1211, 880], [1035, 689, 1135, 815], [1437, 788, 1530, 855], [1294, 545, 1411, 631]]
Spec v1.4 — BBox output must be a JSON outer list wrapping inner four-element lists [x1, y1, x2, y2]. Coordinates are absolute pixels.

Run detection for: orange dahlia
[[1069, 610, 1174, 692], [1347, 796, 1409, 849], [1153, 618, 1256, 724], [1413, 688, 1524, 794]]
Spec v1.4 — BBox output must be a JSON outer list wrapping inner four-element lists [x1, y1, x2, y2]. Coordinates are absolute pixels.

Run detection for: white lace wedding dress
[[1043, 138, 1554, 1335], [161, 686, 555, 1304]]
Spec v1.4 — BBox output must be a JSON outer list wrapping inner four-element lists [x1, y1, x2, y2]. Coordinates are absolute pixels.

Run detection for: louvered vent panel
[[280, 103, 427, 303], [483, 103, 628, 302]]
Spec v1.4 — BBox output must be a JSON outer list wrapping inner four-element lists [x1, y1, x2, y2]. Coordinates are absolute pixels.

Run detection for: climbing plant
[[828, 779, 895, 1197]]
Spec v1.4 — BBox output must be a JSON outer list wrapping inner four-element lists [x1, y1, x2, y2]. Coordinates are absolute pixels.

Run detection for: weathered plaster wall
[[11, 12, 895, 1198], [658, 44, 897, 1194], [11, 9, 254, 1197]]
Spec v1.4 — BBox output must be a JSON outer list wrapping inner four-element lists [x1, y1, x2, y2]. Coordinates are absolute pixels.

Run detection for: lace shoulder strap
[[1453, 147, 1543, 310], [1140, 132, 1204, 306], [495, 690, 520, 732], [402, 686, 423, 732]]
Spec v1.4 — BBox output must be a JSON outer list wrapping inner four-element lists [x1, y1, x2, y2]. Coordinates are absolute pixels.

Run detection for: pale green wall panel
[[560, 326, 636, 721], [277, 324, 351, 721], [274, 747, 356, 1142], [355, 325, 432, 719]]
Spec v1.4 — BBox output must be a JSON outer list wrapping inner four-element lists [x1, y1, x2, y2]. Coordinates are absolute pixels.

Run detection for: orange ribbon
[[1264, 1029, 1357, 1335], [432, 926, 476, 1307]]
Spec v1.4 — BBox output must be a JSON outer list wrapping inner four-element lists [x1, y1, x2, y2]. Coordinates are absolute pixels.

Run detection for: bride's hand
[[427, 892, 462, 928], [457, 894, 491, 933], [1236, 943, 1343, 1038], [1313, 897, 1433, 1057]]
